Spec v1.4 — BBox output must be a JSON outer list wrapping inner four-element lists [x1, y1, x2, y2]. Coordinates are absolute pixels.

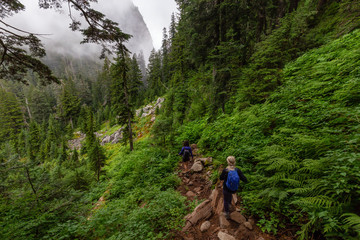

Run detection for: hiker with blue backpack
[[220, 156, 248, 219], [179, 140, 193, 172]]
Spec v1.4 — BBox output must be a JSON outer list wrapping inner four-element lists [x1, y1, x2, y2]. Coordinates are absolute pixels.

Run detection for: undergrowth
[[168, 29, 360, 239]]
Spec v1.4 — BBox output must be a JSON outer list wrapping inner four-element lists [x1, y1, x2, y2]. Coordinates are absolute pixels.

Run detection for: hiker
[[179, 140, 193, 172], [220, 156, 248, 219]]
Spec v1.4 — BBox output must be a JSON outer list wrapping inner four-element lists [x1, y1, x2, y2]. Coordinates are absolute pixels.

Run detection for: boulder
[[215, 197, 224, 215], [200, 221, 211, 232], [194, 187, 202, 194], [135, 109, 142, 117], [186, 191, 196, 197], [191, 161, 203, 172], [101, 135, 111, 145], [210, 188, 220, 209], [156, 97, 165, 105], [244, 221, 253, 230], [235, 224, 254, 240], [190, 144, 198, 149], [232, 194, 238, 205], [183, 200, 212, 231], [219, 214, 230, 228], [218, 231, 236, 240], [111, 131, 123, 144], [197, 157, 213, 165], [230, 211, 246, 224], [248, 217, 255, 226]]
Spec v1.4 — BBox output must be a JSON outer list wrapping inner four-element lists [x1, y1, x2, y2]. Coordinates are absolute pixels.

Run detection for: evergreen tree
[[92, 57, 112, 108], [135, 51, 147, 84], [70, 149, 79, 165], [26, 85, 52, 122], [161, 28, 171, 86], [83, 108, 96, 154], [59, 83, 81, 128], [58, 139, 68, 164], [146, 49, 163, 99], [27, 120, 41, 162], [169, 12, 177, 44], [88, 138, 106, 181], [110, 49, 141, 151], [0, 88, 24, 142], [128, 54, 143, 107]]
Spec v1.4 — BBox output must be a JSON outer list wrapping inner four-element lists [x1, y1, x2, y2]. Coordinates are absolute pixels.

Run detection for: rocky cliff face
[[10, 0, 153, 67], [98, 0, 154, 61]]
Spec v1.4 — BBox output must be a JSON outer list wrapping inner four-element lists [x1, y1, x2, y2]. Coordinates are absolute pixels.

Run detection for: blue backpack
[[226, 169, 240, 191]]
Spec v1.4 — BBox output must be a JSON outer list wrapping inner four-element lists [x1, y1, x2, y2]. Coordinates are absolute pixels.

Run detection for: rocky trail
[[175, 145, 286, 240]]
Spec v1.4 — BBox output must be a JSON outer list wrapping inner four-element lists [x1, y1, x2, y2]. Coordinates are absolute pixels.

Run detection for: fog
[[6, 0, 156, 61]]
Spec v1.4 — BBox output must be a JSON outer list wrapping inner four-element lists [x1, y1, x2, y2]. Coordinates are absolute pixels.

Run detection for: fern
[[264, 157, 299, 172], [280, 178, 303, 188], [292, 196, 340, 208], [342, 213, 360, 234]]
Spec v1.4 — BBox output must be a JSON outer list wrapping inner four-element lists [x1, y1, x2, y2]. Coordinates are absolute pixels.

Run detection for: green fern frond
[[281, 178, 303, 187], [265, 157, 299, 172], [297, 158, 324, 175], [258, 187, 272, 197], [266, 172, 287, 184], [298, 218, 317, 240], [258, 187, 288, 201], [292, 196, 340, 208], [287, 187, 313, 195], [342, 213, 360, 234]]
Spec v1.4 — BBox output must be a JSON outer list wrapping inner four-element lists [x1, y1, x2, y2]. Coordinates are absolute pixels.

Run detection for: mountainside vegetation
[[1, 0, 360, 239]]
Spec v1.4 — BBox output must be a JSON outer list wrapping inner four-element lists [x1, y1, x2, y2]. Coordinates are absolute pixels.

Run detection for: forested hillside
[[1, 0, 360, 239]]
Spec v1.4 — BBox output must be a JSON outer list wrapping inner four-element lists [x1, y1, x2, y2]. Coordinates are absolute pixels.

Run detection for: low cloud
[[6, 0, 153, 61]]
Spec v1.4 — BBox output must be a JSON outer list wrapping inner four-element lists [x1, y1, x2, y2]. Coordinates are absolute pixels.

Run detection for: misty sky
[[6, 0, 178, 60], [133, 0, 178, 49]]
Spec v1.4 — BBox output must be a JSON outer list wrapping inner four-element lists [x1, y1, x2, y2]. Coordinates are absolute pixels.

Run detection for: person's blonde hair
[[226, 156, 236, 166]]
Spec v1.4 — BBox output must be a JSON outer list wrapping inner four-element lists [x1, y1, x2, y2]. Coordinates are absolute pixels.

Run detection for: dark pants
[[223, 188, 233, 213]]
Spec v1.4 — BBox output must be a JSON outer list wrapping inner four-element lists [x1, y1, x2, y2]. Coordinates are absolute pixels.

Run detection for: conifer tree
[[70, 149, 79, 166], [88, 138, 106, 181], [146, 49, 163, 99], [58, 139, 68, 164], [169, 12, 177, 44], [0, 89, 24, 142], [59, 83, 81, 128], [83, 108, 96, 154], [27, 120, 41, 162], [128, 54, 143, 107], [111, 48, 141, 151], [135, 51, 147, 84], [161, 28, 171, 86]]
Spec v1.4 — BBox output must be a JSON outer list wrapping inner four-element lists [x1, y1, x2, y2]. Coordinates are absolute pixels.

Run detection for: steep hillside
[[174, 29, 360, 239]]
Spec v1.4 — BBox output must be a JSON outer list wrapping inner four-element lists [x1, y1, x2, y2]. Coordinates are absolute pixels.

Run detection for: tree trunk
[[128, 115, 133, 151], [70, 117, 74, 129], [25, 97, 32, 120], [25, 167, 38, 203]]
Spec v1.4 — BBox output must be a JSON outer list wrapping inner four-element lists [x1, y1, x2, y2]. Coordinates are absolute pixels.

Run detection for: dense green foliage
[[1, 0, 360, 239]]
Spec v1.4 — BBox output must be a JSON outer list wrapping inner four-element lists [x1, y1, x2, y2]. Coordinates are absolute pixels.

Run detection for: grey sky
[[6, 0, 178, 60], [133, 0, 178, 49]]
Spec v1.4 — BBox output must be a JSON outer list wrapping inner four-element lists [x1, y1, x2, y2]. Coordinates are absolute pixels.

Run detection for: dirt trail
[[175, 145, 291, 240]]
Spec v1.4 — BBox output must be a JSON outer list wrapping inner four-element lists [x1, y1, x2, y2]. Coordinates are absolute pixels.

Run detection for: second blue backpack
[[226, 170, 240, 191]]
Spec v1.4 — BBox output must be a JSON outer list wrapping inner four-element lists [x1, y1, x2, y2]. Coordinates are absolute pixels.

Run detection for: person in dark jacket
[[220, 156, 247, 219], [179, 140, 193, 172]]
